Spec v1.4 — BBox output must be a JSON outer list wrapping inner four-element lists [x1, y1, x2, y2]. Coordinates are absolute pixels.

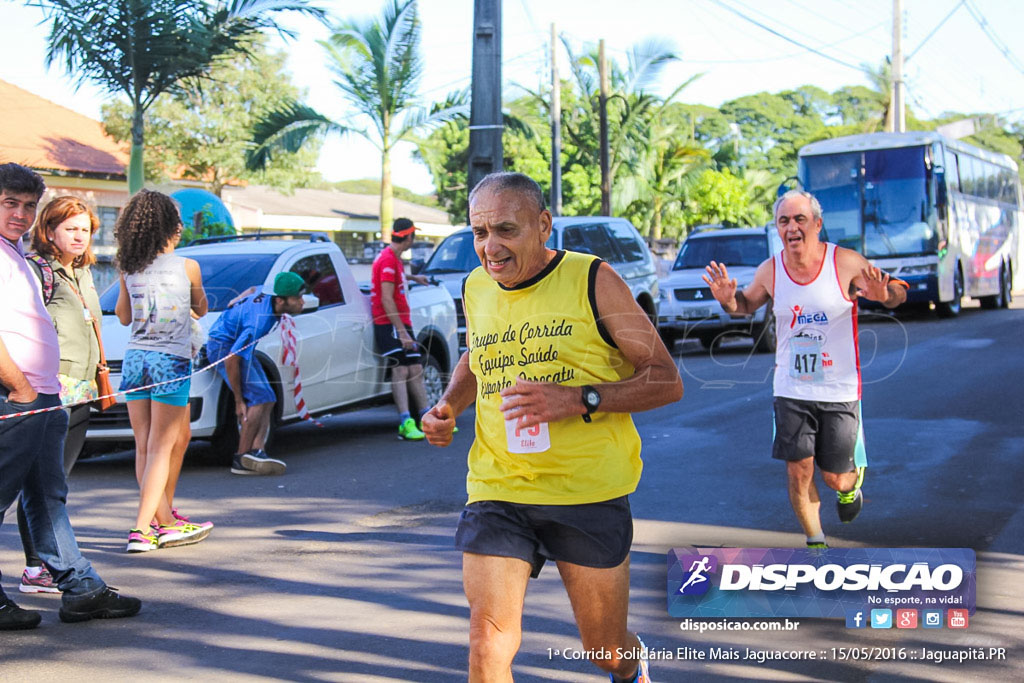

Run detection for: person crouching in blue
[[206, 271, 305, 475]]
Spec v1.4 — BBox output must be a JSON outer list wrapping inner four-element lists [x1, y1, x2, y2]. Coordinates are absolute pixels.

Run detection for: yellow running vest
[[464, 250, 642, 505]]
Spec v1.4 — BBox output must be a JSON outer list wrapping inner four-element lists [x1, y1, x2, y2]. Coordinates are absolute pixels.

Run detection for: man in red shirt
[[371, 218, 430, 440]]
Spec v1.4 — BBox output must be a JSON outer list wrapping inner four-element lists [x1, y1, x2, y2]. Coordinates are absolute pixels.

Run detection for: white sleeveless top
[[772, 243, 860, 402], [125, 253, 192, 360]]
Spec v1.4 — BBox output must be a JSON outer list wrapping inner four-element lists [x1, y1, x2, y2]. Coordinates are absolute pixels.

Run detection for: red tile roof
[[0, 79, 128, 176]]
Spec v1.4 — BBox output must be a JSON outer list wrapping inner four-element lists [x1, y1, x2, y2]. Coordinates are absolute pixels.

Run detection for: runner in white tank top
[[773, 242, 860, 403], [702, 190, 908, 548]]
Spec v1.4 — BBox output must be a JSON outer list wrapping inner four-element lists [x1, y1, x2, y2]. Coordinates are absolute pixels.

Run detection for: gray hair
[[468, 172, 546, 213], [773, 189, 822, 222]]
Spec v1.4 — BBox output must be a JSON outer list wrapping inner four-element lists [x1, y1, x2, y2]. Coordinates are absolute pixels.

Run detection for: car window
[[290, 254, 344, 307], [673, 234, 768, 269], [604, 220, 648, 263], [99, 252, 279, 314], [562, 223, 621, 262], [423, 232, 479, 273]]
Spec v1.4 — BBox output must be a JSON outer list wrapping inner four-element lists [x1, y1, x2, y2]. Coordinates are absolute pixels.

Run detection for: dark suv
[[657, 225, 782, 352], [423, 216, 658, 351]]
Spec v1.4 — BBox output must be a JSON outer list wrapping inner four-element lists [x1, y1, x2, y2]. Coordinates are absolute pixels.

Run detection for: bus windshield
[[801, 146, 937, 258]]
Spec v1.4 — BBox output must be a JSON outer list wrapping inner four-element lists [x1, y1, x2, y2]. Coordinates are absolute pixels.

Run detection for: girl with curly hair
[[114, 190, 211, 552]]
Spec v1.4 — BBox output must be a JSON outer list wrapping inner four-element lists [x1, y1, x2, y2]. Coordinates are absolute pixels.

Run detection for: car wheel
[[936, 266, 963, 318], [209, 373, 279, 464], [422, 353, 446, 407], [754, 309, 777, 353]]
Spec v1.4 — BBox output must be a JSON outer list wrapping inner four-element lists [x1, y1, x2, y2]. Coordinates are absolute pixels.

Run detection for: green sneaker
[[806, 541, 829, 549], [398, 417, 425, 441], [837, 467, 866, 523]]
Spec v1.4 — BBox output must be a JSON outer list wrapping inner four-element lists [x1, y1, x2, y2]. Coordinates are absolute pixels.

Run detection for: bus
[[797, 132, 1020, 316]]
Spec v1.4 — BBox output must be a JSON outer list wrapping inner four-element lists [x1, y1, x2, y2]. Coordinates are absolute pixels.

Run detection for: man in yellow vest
[[422, 172, 683, 682]]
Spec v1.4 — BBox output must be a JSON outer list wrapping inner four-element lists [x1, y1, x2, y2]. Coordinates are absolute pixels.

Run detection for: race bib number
[[505, 418, 550, 453], [789, 335, 825, 383]]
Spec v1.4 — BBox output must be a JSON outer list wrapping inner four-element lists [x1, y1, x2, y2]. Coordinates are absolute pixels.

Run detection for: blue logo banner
[[667, 548, 976, 619]]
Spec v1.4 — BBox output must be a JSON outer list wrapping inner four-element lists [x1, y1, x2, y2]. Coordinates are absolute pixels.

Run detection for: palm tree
[[34, 0, 326, 193], [247, 0, 466, 240]]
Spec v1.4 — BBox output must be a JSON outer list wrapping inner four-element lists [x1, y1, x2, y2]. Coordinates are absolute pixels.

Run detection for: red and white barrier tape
[[279, 314, 324, 428], [0, 340, 257, 421]]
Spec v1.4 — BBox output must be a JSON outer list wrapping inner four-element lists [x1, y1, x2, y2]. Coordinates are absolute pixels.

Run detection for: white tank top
[[125, 253, 192, 359], [772, 243, 860, 402]]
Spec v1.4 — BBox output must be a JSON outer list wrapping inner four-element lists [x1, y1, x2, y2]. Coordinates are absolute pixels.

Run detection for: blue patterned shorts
[[120, 349, 192, 406]]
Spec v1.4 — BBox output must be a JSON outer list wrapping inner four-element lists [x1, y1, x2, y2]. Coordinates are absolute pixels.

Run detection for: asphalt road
[[1, 299, 1022, 682]]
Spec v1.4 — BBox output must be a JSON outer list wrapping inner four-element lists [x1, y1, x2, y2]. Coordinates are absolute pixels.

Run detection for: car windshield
[[423, 232, 479, 273], [673, 234, 767, 270], [99, 252, 280, 314]]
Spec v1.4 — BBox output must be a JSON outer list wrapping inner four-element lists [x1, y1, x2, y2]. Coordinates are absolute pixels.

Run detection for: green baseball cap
[[263, 271, 307, 297]]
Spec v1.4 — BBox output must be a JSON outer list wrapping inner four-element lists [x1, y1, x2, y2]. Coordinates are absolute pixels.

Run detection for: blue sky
[[3, 0, 1023, 194]]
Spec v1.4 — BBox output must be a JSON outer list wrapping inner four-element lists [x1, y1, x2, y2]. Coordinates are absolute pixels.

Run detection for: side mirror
[[301, 293, 320, 313], [410, 258, 425, 275]]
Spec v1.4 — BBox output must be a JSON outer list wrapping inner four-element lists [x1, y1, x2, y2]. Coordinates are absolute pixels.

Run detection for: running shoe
[[240, 449, 287, 475], [611, 633, 651, 683], [837, 466, 866, 523], [172, 508, 214, 530], [126, 528, 158, 553], [20, 565, 60, 594], [806, 541, 829, 549], [398, 417, 425, 441], [156, 520, 212, 549], [0, 595, 41, 630]]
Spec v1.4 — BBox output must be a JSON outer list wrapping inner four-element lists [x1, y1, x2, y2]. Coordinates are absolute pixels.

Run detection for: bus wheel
[[980, 264, 1011, 310], [936, 267, 963, 318]]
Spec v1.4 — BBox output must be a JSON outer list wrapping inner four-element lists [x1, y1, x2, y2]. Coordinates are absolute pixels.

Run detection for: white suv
[[87, 233, 458, 458]]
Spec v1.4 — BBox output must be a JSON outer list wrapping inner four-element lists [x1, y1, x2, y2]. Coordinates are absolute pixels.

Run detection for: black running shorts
[[772, 396, 867, 474], [455, 496, 634, 578], [373, 323, 423, 367]]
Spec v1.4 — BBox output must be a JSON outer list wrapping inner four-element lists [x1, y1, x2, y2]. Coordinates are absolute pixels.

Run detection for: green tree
[[247, 0, 465, 239], [101, 38, 322, 196], [35, 0, 325, 193], [682, 168, 767, 229]]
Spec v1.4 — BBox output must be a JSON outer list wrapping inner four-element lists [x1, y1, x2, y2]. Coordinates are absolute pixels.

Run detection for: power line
[[963, 0, 1024, 77], [907, 0, 964, 62], [709, 0, 865, 73]]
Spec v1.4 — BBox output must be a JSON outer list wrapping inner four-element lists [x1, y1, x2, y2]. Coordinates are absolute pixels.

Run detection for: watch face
[[584, 388, 600, 408]]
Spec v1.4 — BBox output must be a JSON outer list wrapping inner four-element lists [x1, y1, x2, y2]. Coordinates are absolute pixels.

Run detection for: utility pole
[[550, 23, 562, 216], [467, 0, 503, 220], [599, 39, 610, 216], [891, 0, 905, 133]]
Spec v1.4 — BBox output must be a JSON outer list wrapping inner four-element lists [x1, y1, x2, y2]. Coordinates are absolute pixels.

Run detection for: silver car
[[658, 225, 783, 352], [423, 216, 659, 352]]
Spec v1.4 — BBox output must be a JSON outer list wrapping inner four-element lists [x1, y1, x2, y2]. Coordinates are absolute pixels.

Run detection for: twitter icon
[[871, 609, 892, 629]]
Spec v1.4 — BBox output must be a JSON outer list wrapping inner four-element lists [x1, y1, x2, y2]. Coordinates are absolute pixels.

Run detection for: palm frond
[[247, 101, 346, 170]]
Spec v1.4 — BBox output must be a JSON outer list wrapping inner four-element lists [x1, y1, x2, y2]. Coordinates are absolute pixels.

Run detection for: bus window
[[944, 149, 961, 192], [799, 152, 861, 251]]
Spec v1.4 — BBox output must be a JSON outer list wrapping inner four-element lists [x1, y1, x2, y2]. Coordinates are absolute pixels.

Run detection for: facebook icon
[[845, 609, 866, 629]]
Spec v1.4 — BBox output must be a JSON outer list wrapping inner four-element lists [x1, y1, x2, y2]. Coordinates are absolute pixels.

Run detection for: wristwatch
[[581, 385, 601, 423]]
